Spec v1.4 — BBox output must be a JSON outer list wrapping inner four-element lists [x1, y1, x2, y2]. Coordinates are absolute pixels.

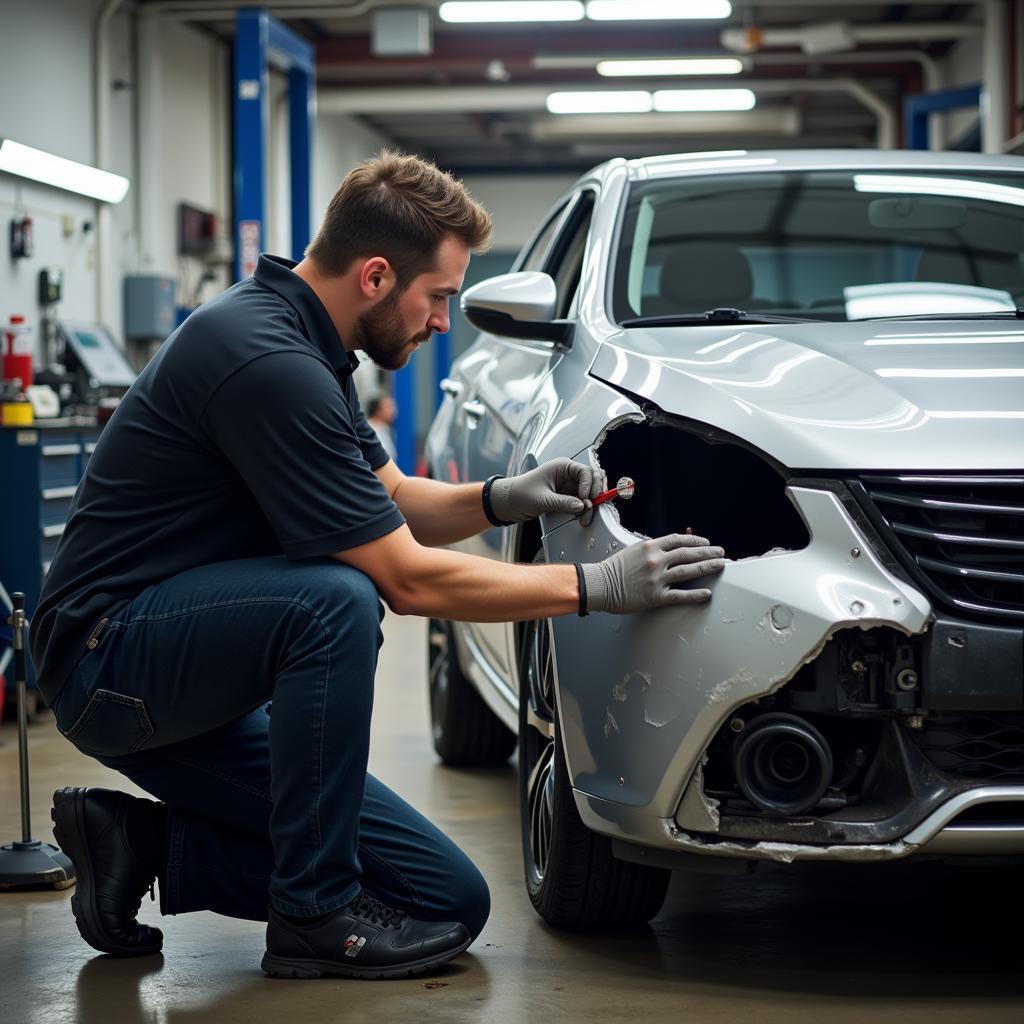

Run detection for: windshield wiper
[[860, 309, 1024, 322], [620, 307, 825, 327]]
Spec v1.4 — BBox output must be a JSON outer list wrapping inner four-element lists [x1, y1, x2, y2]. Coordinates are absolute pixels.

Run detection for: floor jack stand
[[0, 591, 75, 890]]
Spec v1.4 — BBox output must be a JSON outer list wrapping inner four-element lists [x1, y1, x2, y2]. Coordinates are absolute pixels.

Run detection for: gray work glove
[[580, 534, 726, 614], [489, 457, 606, 524]]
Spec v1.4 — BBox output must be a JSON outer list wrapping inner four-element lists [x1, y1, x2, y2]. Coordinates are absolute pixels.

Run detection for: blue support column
[[234, 8, 315, 279], [394, 363, 416, 475], [287, 65, 314, 260], [233, 10, 268, 281], [905, 84, 982, 150], [432, 330, 451, 412]]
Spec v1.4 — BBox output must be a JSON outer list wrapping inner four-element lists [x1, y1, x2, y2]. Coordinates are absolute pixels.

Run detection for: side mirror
[[460, 272, 573, 346]]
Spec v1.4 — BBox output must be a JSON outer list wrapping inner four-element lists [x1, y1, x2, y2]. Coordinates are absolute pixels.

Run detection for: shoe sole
[[260, 934, 474, 980], [51, 787, 163, 958]]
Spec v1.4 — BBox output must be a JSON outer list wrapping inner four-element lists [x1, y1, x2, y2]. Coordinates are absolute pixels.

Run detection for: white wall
[[136, 11, 231, 312], [0, 1, 230, 365], [460, 174, 578, 250], [314, 113, 390, 228], [0, 0, 133, 363]]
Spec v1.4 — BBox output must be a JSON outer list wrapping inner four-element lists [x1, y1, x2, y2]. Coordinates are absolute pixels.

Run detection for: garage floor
[[2, 612, 1024, 1023]]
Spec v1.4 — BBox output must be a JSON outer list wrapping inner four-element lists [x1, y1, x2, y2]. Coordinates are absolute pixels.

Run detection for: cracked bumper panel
[[543, 478, 931, 855]]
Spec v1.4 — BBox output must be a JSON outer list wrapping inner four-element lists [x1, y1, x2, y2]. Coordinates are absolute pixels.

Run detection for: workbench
[[0, 418, 103, 698]]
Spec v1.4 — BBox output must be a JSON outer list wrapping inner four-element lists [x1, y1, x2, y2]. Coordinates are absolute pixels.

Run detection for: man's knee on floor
[[450, 863, 491, 941]]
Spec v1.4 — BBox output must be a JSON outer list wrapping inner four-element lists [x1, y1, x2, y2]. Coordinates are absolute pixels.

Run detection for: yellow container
[[1, 400, 34, 426]]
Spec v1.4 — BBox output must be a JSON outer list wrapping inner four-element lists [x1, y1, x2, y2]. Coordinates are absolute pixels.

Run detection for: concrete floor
[[3, 613, 1024, 1024]]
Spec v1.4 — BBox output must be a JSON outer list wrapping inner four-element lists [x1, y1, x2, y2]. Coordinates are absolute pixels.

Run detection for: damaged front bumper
[[542, 444, 941, 862]]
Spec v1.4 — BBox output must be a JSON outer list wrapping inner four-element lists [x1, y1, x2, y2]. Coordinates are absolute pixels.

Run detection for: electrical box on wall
[[38, 268, 63, 306], [9, 216, 33, 259], [124, 275, 176, 340], [371, 8, 432, 56]]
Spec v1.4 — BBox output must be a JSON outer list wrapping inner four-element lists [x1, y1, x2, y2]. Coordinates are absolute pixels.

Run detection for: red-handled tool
[[590, 476, 636, 508]]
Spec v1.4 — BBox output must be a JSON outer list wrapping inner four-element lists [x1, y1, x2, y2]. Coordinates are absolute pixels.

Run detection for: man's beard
[[354, 291, 430, 371]]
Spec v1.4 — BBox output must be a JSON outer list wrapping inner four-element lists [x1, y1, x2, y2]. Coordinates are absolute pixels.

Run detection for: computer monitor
[[58, 321, 137, 388]]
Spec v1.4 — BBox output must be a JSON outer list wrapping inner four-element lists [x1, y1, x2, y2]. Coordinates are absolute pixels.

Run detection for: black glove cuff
[[482, 474, 513, 528], [574, 562, 588, 617]]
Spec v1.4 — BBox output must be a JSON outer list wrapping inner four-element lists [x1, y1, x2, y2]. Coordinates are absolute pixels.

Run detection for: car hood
[[589, 320, 1024, 470]]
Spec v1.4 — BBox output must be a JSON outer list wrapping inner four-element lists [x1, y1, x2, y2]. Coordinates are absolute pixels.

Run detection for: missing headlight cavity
[[595, 420, 809, 559]]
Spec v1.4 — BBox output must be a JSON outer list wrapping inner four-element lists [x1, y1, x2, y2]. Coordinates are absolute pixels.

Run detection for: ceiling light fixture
[[586, 0, 732, 20], [597, 57, 744, 77], [653, 88, 756, 111], [0, 138, 129, 203], [546, 90, 654, 114], [439, 1, 584, 22]]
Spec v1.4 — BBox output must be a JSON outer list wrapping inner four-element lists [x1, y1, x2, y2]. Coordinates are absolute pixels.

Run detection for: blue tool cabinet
[[1, 420, 103, 695]]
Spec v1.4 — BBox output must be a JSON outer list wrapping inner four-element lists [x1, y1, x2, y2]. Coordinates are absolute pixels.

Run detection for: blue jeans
[[49, 556, 489, 937]]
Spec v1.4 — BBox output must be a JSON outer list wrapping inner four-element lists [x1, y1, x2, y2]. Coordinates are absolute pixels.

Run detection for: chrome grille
[[855, 475, 1024, 622], [911, 714, 1024, 780]]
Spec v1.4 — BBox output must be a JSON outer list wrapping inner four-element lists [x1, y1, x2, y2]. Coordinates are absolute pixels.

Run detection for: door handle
[[463, 399, 485, 421], [440, 377, 463, 397]]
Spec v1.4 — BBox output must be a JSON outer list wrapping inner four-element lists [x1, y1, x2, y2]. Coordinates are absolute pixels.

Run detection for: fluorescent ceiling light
[[439, 1, 584, 22], [854, 173, 1024, 209], [0, 138, 129, 204], [547, 90, 653, 114], [598, 57, 743, 76], [587, 0, 732, 20], [654, 88, 756, 111]]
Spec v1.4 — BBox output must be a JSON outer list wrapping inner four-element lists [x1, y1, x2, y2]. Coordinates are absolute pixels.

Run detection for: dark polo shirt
[[30, 254, 404, 698]]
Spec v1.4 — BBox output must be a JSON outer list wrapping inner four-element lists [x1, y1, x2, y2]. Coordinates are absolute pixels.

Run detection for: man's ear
[[359, 256, 395, 300]]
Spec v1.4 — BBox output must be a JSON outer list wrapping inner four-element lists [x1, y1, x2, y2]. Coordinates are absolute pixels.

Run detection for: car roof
[[613, 148, 1024, 182]]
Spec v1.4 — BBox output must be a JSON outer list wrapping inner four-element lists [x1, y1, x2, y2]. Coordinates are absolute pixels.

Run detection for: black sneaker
[[262, 892, 472, 980], [51, 787, 163, 957]]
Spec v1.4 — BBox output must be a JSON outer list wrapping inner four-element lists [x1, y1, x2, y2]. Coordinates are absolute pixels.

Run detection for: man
[[365, 393, 397, 462], [31, 152, 725, 980]]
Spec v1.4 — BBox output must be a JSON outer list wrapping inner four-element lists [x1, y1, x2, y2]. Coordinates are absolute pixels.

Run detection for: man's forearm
[[399, 547, 579, 621], [391, 475, 490, 546]]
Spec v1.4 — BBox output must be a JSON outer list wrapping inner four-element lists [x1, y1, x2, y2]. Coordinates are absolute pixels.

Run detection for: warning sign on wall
[[239, 220, 261, 279]]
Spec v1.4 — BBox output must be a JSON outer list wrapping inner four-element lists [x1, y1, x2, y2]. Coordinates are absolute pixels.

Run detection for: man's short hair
[[307, 150, 492, 286]]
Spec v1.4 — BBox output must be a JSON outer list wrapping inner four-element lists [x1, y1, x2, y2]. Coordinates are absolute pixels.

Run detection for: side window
[[543, 191, 596, 319], [517, 204, 569, 273]]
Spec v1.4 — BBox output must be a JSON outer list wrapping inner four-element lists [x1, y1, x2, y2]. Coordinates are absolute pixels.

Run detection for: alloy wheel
[[522, 616, 557, 885]]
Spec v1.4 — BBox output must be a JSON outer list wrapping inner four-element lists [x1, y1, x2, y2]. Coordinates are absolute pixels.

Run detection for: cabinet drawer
[[41, 490, 75, 527], [39, 443, 82, 485], [40, 529, 65, 566]]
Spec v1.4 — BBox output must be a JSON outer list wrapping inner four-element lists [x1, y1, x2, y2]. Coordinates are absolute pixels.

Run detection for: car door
[[459, 189, 598, 681]]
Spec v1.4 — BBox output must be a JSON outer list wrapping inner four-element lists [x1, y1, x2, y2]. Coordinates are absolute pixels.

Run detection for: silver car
[[424, 150, 1024, 930]]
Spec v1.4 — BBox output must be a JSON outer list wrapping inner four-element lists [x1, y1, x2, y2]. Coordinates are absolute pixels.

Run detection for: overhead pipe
[[721, 21, 982, 54], [320, 77, 897, 148], [93, 0, 126, 327], [983, 0, 1011, 153]]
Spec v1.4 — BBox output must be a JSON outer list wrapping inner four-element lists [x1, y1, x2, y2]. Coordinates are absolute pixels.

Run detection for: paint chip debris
[[424, 982, 449, 990], [604, 709, 620, 738], [708, 667, 754, 703], [643, 683, 683, 727]]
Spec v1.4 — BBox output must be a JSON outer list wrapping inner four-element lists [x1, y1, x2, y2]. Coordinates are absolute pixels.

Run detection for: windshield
[[612, 169, 1024, 323]]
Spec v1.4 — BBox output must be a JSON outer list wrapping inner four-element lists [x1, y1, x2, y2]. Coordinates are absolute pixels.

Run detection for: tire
[[518, 603, 671, 930], [427, 618, 517, 766]]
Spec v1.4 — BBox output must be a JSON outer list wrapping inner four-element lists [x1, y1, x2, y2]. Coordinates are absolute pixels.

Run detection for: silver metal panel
[[589, 322, 1024, 472], [544, 477, 930, 821]]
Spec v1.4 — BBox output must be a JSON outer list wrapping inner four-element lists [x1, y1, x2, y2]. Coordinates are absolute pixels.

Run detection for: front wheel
[[427, 618, 517, 766], [518, 609, 670, 929]]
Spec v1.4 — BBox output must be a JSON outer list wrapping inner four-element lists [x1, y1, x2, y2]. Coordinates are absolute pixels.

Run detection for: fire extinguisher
[[3, 316, 33, 391]]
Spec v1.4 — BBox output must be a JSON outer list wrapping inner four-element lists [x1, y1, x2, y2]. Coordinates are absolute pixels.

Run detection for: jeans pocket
[[63, 688, 155, 758]]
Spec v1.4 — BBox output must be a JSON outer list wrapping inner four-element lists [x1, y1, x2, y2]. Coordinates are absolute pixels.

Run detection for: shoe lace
[[352, 892, 407, 929]]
